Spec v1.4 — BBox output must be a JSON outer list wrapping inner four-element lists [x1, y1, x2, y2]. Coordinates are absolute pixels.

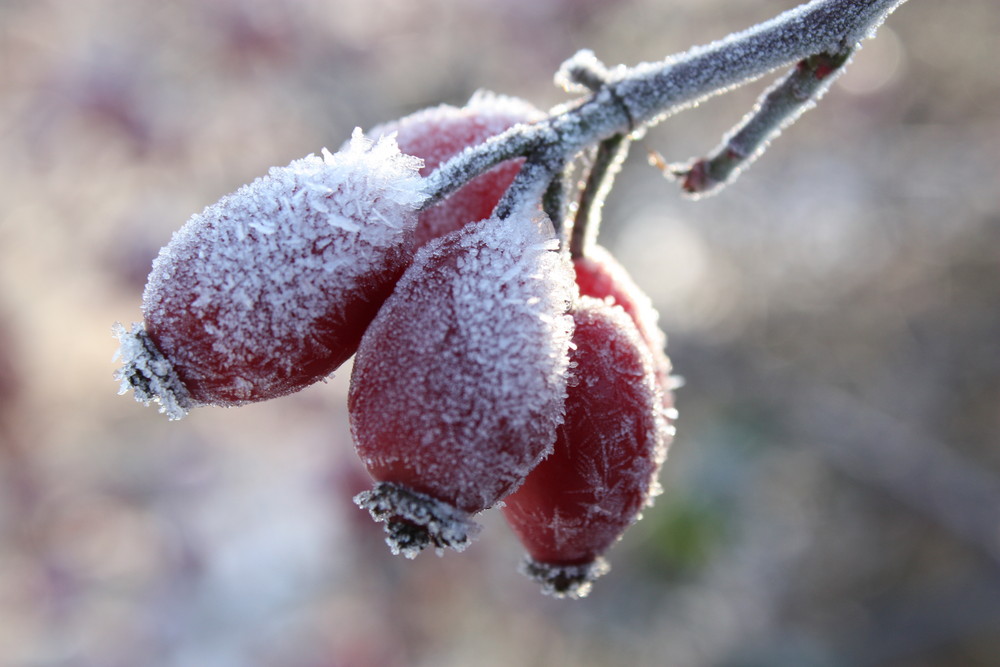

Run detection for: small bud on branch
[[571, 133, 630, 259]]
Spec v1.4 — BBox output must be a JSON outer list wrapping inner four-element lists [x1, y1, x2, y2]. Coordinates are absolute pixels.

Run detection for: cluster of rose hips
[[115, 92, 676, 599]]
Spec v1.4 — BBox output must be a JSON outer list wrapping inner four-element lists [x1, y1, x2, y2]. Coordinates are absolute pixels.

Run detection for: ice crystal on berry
[[117, 130, 427, 412], [350, 207, 576, 554], [113, 322, 191, 420], [354, 482, 482, 558], [363, 91, 542, 249], [502, 297, 671, 597]]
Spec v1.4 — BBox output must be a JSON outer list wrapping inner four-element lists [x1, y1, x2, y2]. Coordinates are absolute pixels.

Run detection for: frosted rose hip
[[364, 91, 542, 248], [349, 209, 575, 557], [574, 244, 676, 408], [502, 297, 672, 598], [114, 130, 426, 419]]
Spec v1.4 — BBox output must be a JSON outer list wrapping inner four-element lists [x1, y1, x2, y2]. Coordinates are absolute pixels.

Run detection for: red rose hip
[[573, 244, 676, 409], [349, 208, 575, 557], [364, 91, 542, 249], [115, 130, 426, 419], [502, 296, 672, 598]]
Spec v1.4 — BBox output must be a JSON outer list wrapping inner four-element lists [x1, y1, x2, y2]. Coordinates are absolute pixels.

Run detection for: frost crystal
[[361, 90, 543, 248], [363, 90, 543, 166], [500, 297, 672, 595], [113, 322, 192, 420], [519, 555, 611, 600], [354, 483, 481, 558], [122, 129, 427, 411], [555, 49, 609, 94], [349, 208, 576, 553]]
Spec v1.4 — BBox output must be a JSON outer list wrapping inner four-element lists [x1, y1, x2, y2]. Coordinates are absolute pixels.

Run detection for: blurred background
[[1, 0, 998, 665]]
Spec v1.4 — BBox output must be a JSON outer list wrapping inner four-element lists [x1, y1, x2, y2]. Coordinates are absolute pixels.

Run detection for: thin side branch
[[542, 165, 573, 232], [555, 49, 610, 94], [571, 134, 630, 259], [420, 0, 907, 209], [667, 48, 854, 196], [421, 126, 544, 210], [493, 148, 565, 221]]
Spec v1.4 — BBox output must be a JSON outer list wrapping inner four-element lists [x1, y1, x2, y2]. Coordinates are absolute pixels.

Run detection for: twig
[[666, 48, 854, 196], [570, 133, 630, 259], [420, 0, 907, 209], [555, 49, 610, 95], [492, 149, 565, 220]]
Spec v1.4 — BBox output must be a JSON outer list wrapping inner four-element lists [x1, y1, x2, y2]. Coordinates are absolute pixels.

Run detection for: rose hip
[[502, 296, 672, 598], [364, 91, 542, 249], [115, 130, 426, 419], [349, 208, 575, 557], [573, 244, 676, 409]]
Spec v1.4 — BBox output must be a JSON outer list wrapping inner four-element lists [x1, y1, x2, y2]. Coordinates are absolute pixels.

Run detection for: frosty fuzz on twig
[[114, 0, 909, 598]]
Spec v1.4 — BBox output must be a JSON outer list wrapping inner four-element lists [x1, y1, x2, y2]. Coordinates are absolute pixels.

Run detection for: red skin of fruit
[[121, 95, 537, 419], [502, 297, 670, 591], [349, 211, 574, 555], [573, 244, 675, 409], [117, 134, 425, 416], [143, 240, 409, 406], [366, 92, 542, 249], [152, 92, 537, 409], [161, 95, 539, 405]]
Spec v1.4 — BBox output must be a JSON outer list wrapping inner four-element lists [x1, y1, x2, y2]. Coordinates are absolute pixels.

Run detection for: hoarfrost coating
[[421, 0, 908, 206], [117, 130, 427, 415], [503, 297, 671, 598], [572, 244, 675, 406], [362, 90, 543, 249], [364, 90, 542, 173], [350, 208, 576, 553]]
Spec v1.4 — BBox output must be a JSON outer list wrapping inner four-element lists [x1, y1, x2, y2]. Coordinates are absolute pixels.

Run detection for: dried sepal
[[354, 482, 482, 558], [519, 555, 611, 600], [113, 322, 191, 420]]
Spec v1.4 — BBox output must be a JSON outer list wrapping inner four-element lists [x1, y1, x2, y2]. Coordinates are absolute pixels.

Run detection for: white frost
[[125, 130, 426, 410], [519, 555, 611, 600], [362, 90, 544, 167], [350, 209, 575, 551], [113, 322, 192, 420]]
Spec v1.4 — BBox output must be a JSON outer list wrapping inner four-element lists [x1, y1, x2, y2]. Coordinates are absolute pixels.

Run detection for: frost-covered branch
[[571, 133, 630, 259], [555, 49, 612, 95], [666, 48, 854, 196], [493, 147, 566, 221], [609, 0, 903, 128], [420, 0, 907, 210]]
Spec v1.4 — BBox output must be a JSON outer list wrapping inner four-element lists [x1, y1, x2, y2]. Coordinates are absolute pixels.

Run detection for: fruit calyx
[[113, 322, 193, 420], [519, 555, 612, 600], [354, 482, 482, 558]]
